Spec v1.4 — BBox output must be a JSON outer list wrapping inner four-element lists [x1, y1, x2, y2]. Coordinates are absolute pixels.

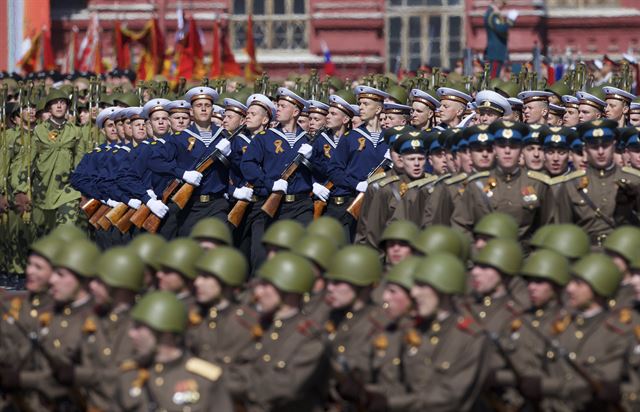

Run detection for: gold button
[[53, 339, 61, 348], [155, 377, 164, 386], [274, 320, 283, 328], [430, 336, 439, 345], [103, 348, 112, 356], [341, 325, 349, 332], [346, 312, 353, 320], [535, 309, 544, 317], [569, 352, 577, 360], [209, 322, 216, 329], [576, 317, 584, 326], [109, 313, 118, 322], [33, 297, 40, 306], [479, 311, 486, 319], [63, 308, 71, 315], [575, 330, 584, 339], [61, 320, 68, 328], [546, 350, 555, 359], [154, 363, 164, 373], [531, 320, 540, 328], [338, 345, 346, 353], [277, 361, 286, 368], [255, 343, 262, 350], [483, 297, 492, 307], [587, 356, 596, 364], [441, 361, 450, 370], [210, 308, 218, 318], [263, 354, 271, 362], [392, 358, 401, 366], [271, 332, 279, 340], [223, 356, 231, 364], [431, 323, 440, 332], [30, 309, 37, 318]]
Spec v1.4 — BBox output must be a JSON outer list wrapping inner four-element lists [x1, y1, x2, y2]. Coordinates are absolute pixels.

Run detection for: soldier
[[189, 217, 232, 250], [629, 98, 640, 126], [521, 124, 546, 171], [166, 100, 191, 133], [556, 119, 640, 244], [118, 291, 234, 411], [562, 94, 581, 127], [623, 256, 640, 407], [409, 88, 440, 131], [621, 126, 640, 169], [261, 219, 306, 260], [541, 126, 575, 185], [475, 89, 512, 125], [155, 238, 204, 308], [484, 0, 517, 78], [602, 226, 640, 308], [410, 224, 468, 260], [603, 85, 635, 127], [128, 233, 166, 289], [534, 223, 591, 262], [378, 220, 419, 267], [577, 88, 607, 123], [518, 90, 553, 125], [471, 211, 519, 251], [306, 215, 348, 247], [382, 102, 411, 129], [221, 96, 247, 137], [226, 252, 329, 411], [547, 103, 565, 126], [436, 86, 472, 129], [307, 99, 329, 136]]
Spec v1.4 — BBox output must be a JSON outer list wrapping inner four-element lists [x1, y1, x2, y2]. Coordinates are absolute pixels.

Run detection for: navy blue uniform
[[71, 142, 113, 200], [228, 130, 253, 195], [311, 129, 338, 183]]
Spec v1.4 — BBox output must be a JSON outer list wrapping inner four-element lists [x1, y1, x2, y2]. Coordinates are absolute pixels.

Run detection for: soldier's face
[[410, 102, 433, 129], [192, 99, 213, 124], [478, 109, 500, 125], [410, 283, 439, 318], [129, 324, 157, 358], [156, 269, 187, 293], [49, 268, 82, 303], [194, 274, 222, 304], [102, 119, 118, 142], [563, 107, 580, 127], [79, 110, 90, 125], [222, 110, 245, 133], [89, 278, 111, 306], [438, 100, 464, 124], [629, 113, 640, 126], [25, 254, 53, 293], [585, 140, 615, 169], [326, 280, 357, 309], [544, 148, 569, 176], [115, 120, 125, 138], [402, 153, 427, 179], [547, 113, 563, 127], [326, 107, 349, 132], [385, 113, 408, 129], [150, 111, 170, 136], [21, 107, 36, 123], [470, 265, 502, 295], [523, 101, 547, 125], [131, 119, 147, 142], [470, 146, 495, 170], [384, 240, 412, 265], [245, 106, 270, 132], [522, 144, 544, 171], [457, 149, 473, 174], [382, 283, 412, 320], [358, 98, 382, 122], [428, 150, 448, 175], [495, 140, 522, 170], [630, 272, 640, 300], [253, 281, 281, 314], [170, 112, 190, 132], [626, 147, 640, 169], [578, 105, 602, 123], [605, 99, 628, 121], [123, 119, 133, 137], [276, 99, 299, 124], [297, 115, 309, 131], [526, 279, 555, 308], [49, 99, 68, 119], [566, 278, 596, 310], [571, 149, 588, 170], [308, 113, 327, 135]]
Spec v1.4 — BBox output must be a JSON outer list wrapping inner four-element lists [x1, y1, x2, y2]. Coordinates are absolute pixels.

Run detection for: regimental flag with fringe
[[210, 19, 241, 78], [117, 19, 166, 81], [245, 14, 261, 79]]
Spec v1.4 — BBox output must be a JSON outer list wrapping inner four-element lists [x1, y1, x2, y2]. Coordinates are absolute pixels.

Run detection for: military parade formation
[[0, 53, 640, 411]]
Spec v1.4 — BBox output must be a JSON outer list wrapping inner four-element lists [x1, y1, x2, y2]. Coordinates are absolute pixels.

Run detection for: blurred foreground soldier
[[261, 219, 305, 260], [623, 257, 640, 407], [306, 215, 348, 247], [155, 238, 204, 307], [379, 220, 419, 267], [602, 226, 640, 308], [118, 291, 234, 411], [189, 217, 232, 250], [128, 233, 166, 289], [535, 223, 590, 262], [227, 252, 329, 411], [472, 211, 519, 251], [556, 119, 640, 245]]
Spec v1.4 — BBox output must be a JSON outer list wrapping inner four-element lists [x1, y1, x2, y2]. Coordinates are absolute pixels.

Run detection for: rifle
[[105, 202, 128, 225], [80, 197, 101, 218], [261, 130, 319, 218], [131, 178, 182, 231], [345, 157, 393, 219], [22, 81, 34, 224], [114, 207, 136, 234], [227, 183, 254, 228], [171, 126, 246, 209], [88, 204, 109, 229]]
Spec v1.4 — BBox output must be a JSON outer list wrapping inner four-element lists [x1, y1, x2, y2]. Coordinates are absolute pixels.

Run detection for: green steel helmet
[[411, 225, 463, 258], [257, 252, 315, 294], [385, 256, 421, 291], [571, 253, 622, 298], [473, 238, 523, 276], [473, 212, 519, 241], [131, 291, 187, 333], [630, 255, 640, 272], [413, 253, 467, 295], [189, 217, 232, 245], [387, 85, 409, 104], [379, 220, 419, 247], [545, 81, 573, 100], [328, 77, 346, 92], [325, 245, 382, 287], [603, 226, 640, 264], [291, 235, 337, 271], [113, 92, 139, 107], [494, 81, 520, 98], [194, 246, 248, 287], [96, 247, 145, 292], [29, 236, 64, 262], [540, 224, 590, 260], [156, 238, 204, 280], [262, 220, 306, 250], [128, 233, 166, 270], [520, 249, 570, 286], [48, 224, 87, 242], [529, 225, 556, 250], [45, 88, 71, 106], [52, 239, 101, 278], [307, 217, 347, 247]]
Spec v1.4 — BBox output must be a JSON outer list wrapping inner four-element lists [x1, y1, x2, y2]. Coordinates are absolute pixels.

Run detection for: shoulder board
[[185, 357, 222, 382], [379, 175, 401, 187], [174, 131, 181, 135], [92, 147, 101, 153], [297, 319, 322, 337], [526, 170, 551, 185], [343, 131, 350, 136], [258, 130, 266, 135], [466, 171, 490, 182], [444, 173, 468, 185], [120, 359, 138, 372], [82, 317, 98, 334], [119, 146, 131, 153], [367, 172, 387, 184], [407, 174, 438, 189], [548, 175, 566, 185], [189, 309, 203, 326], [621, 166, 640, 178], [563, 169, 586, 182], [150, 141, 158, 145], [456, 316, 481, 336]]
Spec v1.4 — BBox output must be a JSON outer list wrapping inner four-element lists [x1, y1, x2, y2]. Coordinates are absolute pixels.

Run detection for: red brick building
[[4, 0, 640, 78]]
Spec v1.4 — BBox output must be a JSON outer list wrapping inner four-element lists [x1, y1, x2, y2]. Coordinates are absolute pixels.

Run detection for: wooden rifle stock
[[105, 202, 128, 225], [346, 166, 386, 219], [88, 204, 109, 229], [261, 161, 299, 218], [130, 205, 151, 228], [81, 198, 100, 218], [313, 182, 334, 220], [115, 207, 136, 234], [171, 156, 214, 209], [139, 178, 182, 229], [227, 184, 254, 228], [97, 213, 112, 231], [142, 214, 162, 234]]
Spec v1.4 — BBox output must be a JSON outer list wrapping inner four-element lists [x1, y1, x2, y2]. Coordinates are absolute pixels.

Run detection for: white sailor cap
[[141, 98, 171, 119], [383, 102, 411, 115], [127, 107, 145, 121], [576, 91, 606, 110], [476, 90, 512, 116], [602, 86, 636, 103], [110, 107, 127, 121], [561, 95, 580, 109], [517, 90, 553, 104], [307, 99, 330, 115], [185, 86, 219, 103], [631, 102, 640, 114], [212, 105, 225, 119], [507, 97, 523, 109], [166, 100, 191, 113], [354, 86, 390, 102], [467, 102, 477, 111], [222, 98, 248, 116], [247, 93, 277, 119], [97, 106, 121, 129], [329, 94, 357, 117], [350, 104, 360, 116], [436, 87, 472, 105], [410, 88, 440, 110], [548, 103, 566, 116], [276, 87, 309, 110]]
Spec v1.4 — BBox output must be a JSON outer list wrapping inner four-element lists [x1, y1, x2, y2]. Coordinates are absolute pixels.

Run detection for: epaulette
[[39, 312, 52, 327], [466, 171, 490, 182], [120, 359, 138, 372], [621, 166, 640, 178], [407, 174, 438, 189], [343, 131, 350, 137], [548, 175, 566, 186], [186, 357, 222, 381], [188, 309, 203, 326], [82, 317, 98, 334], [510, 318, 523, 332], [551, 313, 571, 335], [444, 173, 468, 185], [456, 316, 481, 336], [297, 319, 322, 337], [378, 175, 400, 187], [526, 170, 551, 185], [367, 172, 387, 184], [92, 147, 101, 153], [563, 169, 586, 182], [258, 130, 266, 135]]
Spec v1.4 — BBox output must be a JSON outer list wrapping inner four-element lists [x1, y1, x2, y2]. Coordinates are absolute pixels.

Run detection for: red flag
[[176, 17, 205, 81], [62, 26, 79, 73], [211, 19, 241, 78], [42, 27, 55, 71], [245, 15, 261, 79], [78, 14, 100, 72], [17, 30, 42, 74], [114, 21, 131, 70], [135, 19, 166, 81], [320, 41, 335, 77], [210, 20, 221, 77]]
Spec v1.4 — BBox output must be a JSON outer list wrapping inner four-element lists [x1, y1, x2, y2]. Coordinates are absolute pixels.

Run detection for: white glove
[[182, 170, 203, 186], [507, 9, 518, 22], [312, 183, 330, 202], [272, 179, 288, 193], [127, 199, 142, 210], [215, 139, 232, 156], [146, 198, 169, 218], [297, 143, 313, 159], [233, 186, 254, 201], [384, 149, 392, 161], [356, 181, 368, 193], [100, 199, 107, 205], [106, 199, 119, 208], [146, 189, 158, 200]]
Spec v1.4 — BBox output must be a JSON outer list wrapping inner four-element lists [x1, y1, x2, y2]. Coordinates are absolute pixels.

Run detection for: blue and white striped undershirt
[[283, 131, 298, 147]]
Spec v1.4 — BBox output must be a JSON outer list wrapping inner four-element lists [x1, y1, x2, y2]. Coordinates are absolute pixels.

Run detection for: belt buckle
[[333, 196, 345, 205], [199, 195, 210, 203], [284, 194, 296, 202]]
